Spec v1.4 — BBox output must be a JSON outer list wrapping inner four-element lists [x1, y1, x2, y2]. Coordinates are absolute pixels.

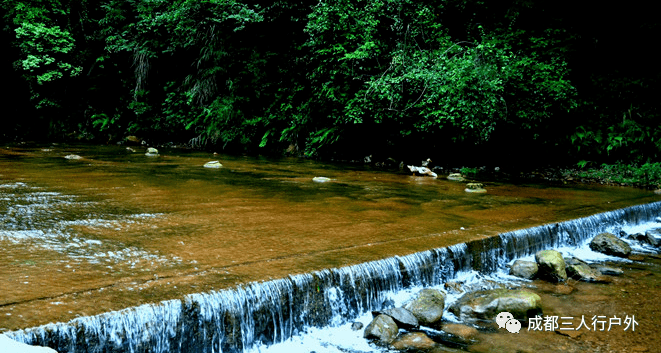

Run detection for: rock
[[444, 281, 465, 295], [589, 232, 632, 258], [372, 307, 419, 329], [0, 334, 58, 353], [145, 147, 159, 157], [640, 232, 659, 247], [509, 260, 538, 280], [447, 173, 465, 181], [449, 289, 542, 321], [203, 161, 222, 168], [464, 183, 486, 193], [441, 323, 479, 340], [126, 147, 135, 152], [391, 332, 437, 351], [312, 177, 331, 183], [564, 257, 605, 282], [351, 321, 364, 331], [408, 165, 438, 178], [125, 135, 142, 145], [590, 265, 624, 276], [64, 154, 82, 160], [535, 250, 567, 282], [403, 288, 446, 326], [364, 314, 399, 345]]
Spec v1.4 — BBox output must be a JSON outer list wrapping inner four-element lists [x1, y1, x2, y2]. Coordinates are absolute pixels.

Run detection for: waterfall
[[7, 201, 661, 353]]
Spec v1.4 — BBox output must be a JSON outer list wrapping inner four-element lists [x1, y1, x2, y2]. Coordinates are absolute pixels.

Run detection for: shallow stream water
[[1, 143, 660, 350]]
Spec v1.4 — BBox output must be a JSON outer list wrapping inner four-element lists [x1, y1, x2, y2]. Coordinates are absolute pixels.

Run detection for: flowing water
[[1, 143, 660, 352]]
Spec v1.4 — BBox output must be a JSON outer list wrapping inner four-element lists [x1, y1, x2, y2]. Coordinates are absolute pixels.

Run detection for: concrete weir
[[5, 201, 661, 353]]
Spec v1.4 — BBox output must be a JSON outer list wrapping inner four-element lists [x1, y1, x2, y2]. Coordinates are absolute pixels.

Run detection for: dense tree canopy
[[2, 0, 659, 165]]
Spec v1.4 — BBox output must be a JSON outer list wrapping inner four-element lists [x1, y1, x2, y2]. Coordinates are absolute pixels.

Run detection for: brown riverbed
[[1, 143, 660, 333], [467, 254, 661, 353]]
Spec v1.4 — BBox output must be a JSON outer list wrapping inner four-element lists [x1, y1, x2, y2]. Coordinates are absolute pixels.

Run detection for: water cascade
[[6, 201, 661, 353]]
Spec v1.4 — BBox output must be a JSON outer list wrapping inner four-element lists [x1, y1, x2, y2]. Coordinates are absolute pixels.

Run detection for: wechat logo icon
[[496, 312, 522, 333]]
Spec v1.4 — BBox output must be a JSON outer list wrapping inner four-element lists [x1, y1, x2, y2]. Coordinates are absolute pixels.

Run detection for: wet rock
[[64, 154, 82, 160], [590, 265, 624, 276], [447, 173, 465, 181], [449, 289, 542, 321], [441, 323, 479, 340], [125, 135, 142, 145], [351, 321, 364, 331], [364, 314, 399, 345], [403, 288, 446, 326], [444, 281, 465, 295], [655, 216, 661, 221], [381, 298, 396, 309], [535, 250, 567, 282], [635, 232, 660, 247], [145, 147, 159, 157], [312, 177, 331, 183], [373, 307, 419, 329], [590, 232, 632, 258], [0, 334, 58, 353], [203, 161, 222, 168], [509, 260, 538, 280], [465, 183, 487, 193], [391, 332, 437, 351], [564, 257, 605, 282]]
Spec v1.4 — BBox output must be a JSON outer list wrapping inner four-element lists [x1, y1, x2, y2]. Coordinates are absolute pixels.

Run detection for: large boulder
[[364, 314, 399, 345], [372, 307, 419, 329], [403, 288, 446, 326], [0, 335, 58, 353], [449, 289, 542, 321], [509, 260, 538, 280], [535, 250, 567, 282], [391, 332, 437, 351], [589, 232, 632, 258]]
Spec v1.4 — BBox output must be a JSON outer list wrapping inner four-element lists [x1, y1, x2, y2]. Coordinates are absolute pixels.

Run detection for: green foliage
[[2, 0, 655, 166], [570, 107, 661, 163], [300, 0, 577, 154], [460, 167, 479, 176], [571, 162, 661, 188], [4, 0, 83, 111]]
